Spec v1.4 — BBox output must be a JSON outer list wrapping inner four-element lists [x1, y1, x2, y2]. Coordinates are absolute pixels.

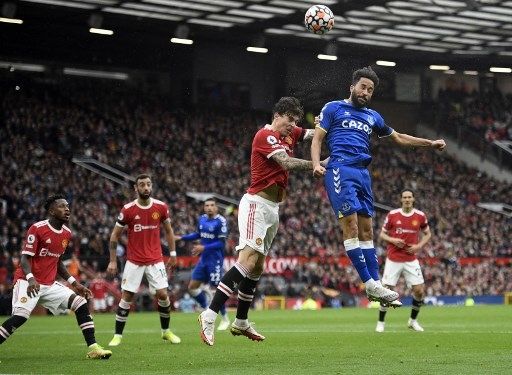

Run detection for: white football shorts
[[382, 258, 425, 287], [93, 298, 107, 311], [121, 260, 168, 293], [12, 279, 74, 316], [236, 193, 279, 256]]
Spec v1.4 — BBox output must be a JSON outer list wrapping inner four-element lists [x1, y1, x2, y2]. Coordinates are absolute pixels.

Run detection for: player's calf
[[0, 309, 29, 344]]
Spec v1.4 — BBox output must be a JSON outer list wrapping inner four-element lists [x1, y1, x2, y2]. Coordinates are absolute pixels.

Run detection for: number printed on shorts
[[210, 265, 221, 284]]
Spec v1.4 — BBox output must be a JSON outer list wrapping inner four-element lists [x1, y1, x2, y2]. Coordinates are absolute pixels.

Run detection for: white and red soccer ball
[[304, 5, 334, 35]]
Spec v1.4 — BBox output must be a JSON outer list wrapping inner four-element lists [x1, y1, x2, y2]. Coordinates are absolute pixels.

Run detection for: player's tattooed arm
[[271, 151, 313, 171]]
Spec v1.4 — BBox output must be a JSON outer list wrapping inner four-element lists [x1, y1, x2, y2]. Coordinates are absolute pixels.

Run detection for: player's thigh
[[381, 259, 404, 287], [263, 204, 280, 254], [11, 279, 41, 316], [38, 281, 75, 315], [324, 166, 362, 218], [191, 260, 209, 285], [121, 260, 145, 293], [356, 169, 374, 217], [144, 262, 169, 291], [236, 194, 277, 256], [402, 260, 425, 287]]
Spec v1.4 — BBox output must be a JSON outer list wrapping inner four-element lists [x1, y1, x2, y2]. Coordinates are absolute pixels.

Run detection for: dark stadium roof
[[1, 0, 512, 68]]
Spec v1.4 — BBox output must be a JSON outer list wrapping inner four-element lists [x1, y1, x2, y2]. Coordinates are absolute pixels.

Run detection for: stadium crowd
[[437, 84, 512, 143], [0, 77, 511, 310]]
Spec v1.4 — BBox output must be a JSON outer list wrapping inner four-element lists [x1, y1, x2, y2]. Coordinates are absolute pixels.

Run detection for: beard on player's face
[[137, 189, 151, 200], [350, 89, 370, 108]]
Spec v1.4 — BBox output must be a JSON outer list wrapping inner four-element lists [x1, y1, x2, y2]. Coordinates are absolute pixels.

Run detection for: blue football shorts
[[191, 257, 224, 287], [324, 164, 374, 218]]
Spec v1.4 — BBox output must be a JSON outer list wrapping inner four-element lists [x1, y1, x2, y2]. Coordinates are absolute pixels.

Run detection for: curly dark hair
[[272, 96, 304, 120], [44, 194, 66, 210], [352, 66, 379, 87]]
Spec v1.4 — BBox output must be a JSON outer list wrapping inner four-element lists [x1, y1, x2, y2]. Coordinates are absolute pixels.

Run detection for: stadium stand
[[1, 76, 511, 310]]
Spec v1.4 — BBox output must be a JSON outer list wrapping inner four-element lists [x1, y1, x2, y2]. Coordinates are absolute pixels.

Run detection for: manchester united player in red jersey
[[0, 195, 112, 359], [106, 174, 181, 346], [198, 97, 326, 346], [376, 189, 432, 333]]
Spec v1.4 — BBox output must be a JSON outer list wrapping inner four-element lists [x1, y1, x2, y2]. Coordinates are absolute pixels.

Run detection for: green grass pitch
[[0, 305, 510, 374]]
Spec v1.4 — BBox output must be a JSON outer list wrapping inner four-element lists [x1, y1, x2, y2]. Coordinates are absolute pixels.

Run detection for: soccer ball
[[304, 5, 334, 35]]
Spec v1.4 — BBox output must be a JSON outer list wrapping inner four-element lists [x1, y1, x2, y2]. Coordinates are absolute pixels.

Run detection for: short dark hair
[[352, 66, 379, 87], [44, 194, 66, 210], [401, 189, 415, 197], [135, 174, 151, 184], [272, 97, 304, 120], [204, 197, 216, 204]]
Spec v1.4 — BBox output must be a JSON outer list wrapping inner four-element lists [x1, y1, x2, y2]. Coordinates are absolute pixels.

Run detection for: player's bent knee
[[70, 295, 88, 312], [12, 307, 31, 320]]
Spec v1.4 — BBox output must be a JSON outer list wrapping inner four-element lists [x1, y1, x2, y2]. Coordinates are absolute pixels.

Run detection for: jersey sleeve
[[293, 126, 306, 143], [161, 204, 170, 223], [382, 213, 392, 231], [217, 216, 228, 239], [22, 225, 39, 256], [116, 206, 129, 227], [253, 129, 286, 159], [420, 213, 429, 229], [318, 101, 336, 133], [372, 110, 394, 138]]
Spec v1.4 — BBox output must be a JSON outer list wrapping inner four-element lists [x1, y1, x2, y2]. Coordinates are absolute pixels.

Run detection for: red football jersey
[[117, 198, 169, 265], [247, 125, 305, 195], [382, 208, 429, 262], [89, 279, 108, 299], [14, 220, 72, 285]]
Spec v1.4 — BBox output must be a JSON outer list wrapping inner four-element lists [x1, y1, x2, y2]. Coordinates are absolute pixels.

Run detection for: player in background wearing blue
[[311, 66, 446, 306], [175, 198, 230, 330]]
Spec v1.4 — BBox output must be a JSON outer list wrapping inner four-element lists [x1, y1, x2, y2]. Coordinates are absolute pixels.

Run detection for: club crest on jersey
[[255, 238, 263, 246], [284, 136, 293, 145], [412, 220, 418, 227], [341, 202, 351, 212], [20, 297, 27, 303], [62, 239, 68, 249], [152, 212, 160, 220], [266, 135, 278, 145]]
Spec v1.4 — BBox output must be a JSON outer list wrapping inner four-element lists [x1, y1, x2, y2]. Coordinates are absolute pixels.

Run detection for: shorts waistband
[[243, 193, 280, 208]]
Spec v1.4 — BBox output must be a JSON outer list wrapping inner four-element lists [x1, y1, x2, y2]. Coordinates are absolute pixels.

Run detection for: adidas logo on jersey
[[396, 220, 402, 224], [46, 238, 52, 244], [134, 215, 141, 220]]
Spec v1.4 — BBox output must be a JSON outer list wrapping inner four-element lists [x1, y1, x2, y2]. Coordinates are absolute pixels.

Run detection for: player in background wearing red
[[89, 273, 109, 313], [1, 195, 112, 359], [107, 174, 181, 346], [198, 97, 327, 346], [376, 189, 432, 332]]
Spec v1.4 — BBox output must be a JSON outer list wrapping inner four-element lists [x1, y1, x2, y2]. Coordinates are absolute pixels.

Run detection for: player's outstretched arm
[[390, 131, 446, 150], [271, 151, 313, 171]]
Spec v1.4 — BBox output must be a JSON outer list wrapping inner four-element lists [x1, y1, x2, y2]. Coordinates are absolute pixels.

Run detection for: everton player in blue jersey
[[311, 66, 446, 306], [175, 198, 231, 330]]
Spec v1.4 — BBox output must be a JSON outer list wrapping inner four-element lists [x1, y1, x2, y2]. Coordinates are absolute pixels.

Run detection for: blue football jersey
[[318, 100, 394, 167], [197, 214, 227, 258]]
